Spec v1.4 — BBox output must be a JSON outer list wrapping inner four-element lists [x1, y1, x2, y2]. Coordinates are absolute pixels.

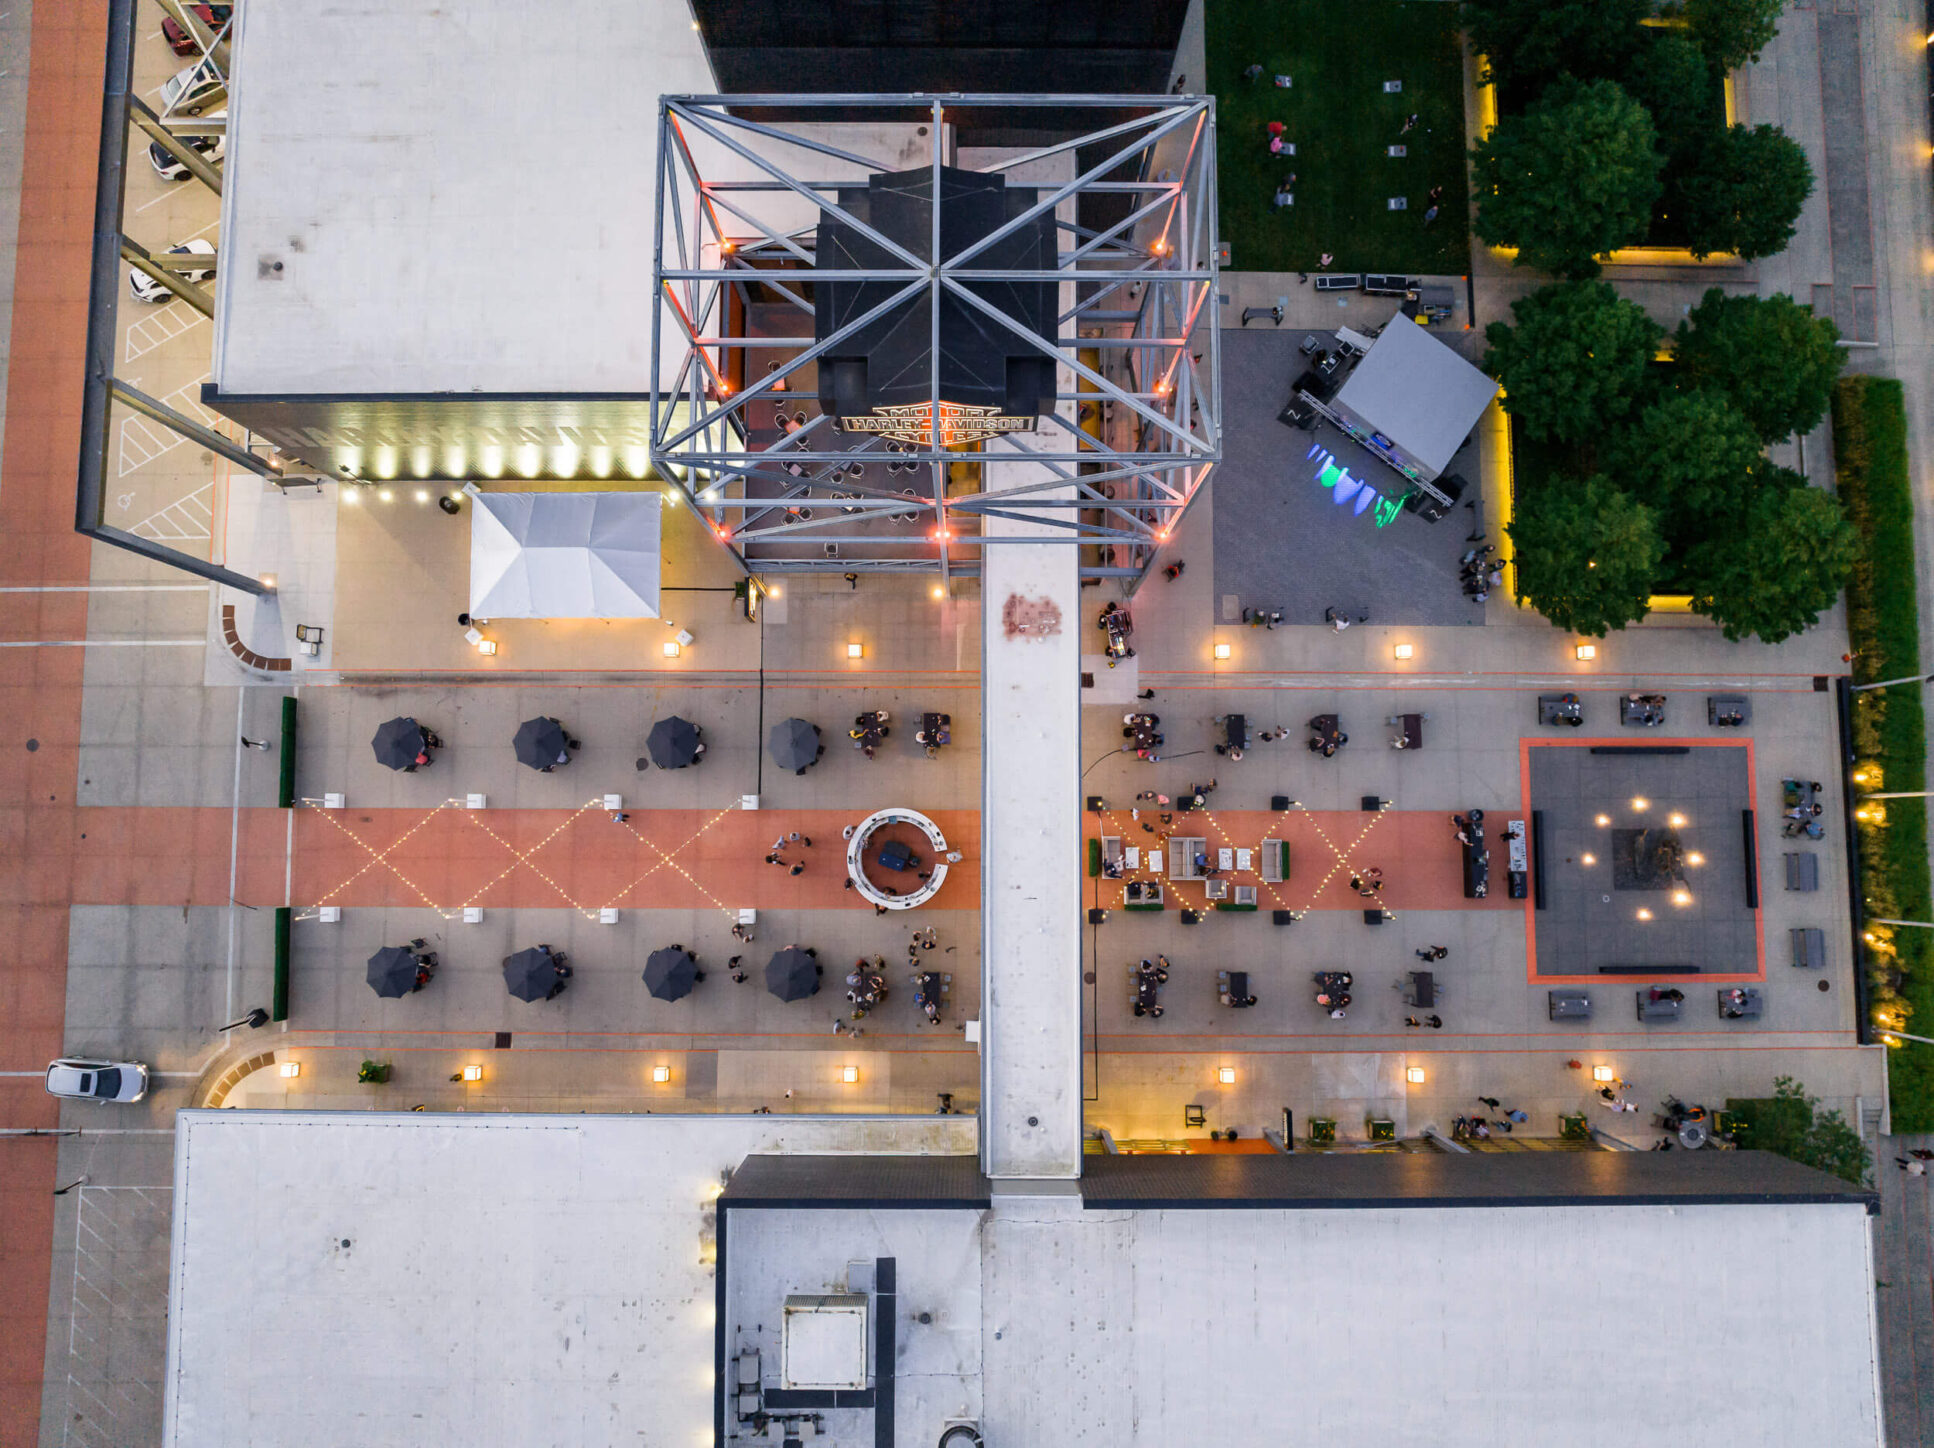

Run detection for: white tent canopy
[[468, 491, 662, 619]]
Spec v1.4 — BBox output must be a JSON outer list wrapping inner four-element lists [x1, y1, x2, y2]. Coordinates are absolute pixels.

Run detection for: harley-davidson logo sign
[[839, 401, 1035, 447]]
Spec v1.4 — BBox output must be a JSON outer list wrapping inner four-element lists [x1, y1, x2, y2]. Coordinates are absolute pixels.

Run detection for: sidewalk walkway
[[0, 5, 112, 1446]]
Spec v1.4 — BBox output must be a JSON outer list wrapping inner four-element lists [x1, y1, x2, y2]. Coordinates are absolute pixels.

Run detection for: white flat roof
[[161, 1111, 975, 1448], [726, 1191, 1884, 1448], [212, 0, 714, 394], [166, 1115, 1883, 1448], [1331, 318, 1499, 477]]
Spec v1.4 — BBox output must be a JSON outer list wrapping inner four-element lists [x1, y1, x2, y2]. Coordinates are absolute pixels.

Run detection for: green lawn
[[1206, 0, 1472, 275]]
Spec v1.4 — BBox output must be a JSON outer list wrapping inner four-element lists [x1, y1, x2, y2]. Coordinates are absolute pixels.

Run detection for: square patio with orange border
[[1520, 738, 1763, 983]]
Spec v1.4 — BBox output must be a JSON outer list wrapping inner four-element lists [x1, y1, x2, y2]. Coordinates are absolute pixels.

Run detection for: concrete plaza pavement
[[9, 3, 1931, 1445]]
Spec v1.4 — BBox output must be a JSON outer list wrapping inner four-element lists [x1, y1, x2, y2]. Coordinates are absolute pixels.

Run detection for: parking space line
[[127, 478, 213, 542], [124, 302, 204, 364]]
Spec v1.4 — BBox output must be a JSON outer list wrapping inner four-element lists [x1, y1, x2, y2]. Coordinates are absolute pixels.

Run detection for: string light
[[1094, 799, 1390, 915]]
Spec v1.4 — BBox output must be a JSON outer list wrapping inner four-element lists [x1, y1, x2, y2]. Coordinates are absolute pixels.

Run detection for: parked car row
[[132, 16, 230, 302]]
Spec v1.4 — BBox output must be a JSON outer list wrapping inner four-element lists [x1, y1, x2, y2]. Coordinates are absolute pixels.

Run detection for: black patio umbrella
[[765, 946, 820, 1003], [366, 945, 419, 998], [513, 716, 570, 772], [768, 717, 821, 772], [503, 946, 558, 1002], [371, 717, 426, 772], [643, 946, 698, 1002], [646, 716, 701, 770]]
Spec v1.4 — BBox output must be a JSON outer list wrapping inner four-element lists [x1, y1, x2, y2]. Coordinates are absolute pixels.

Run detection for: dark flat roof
[[1077, 1148, 1877, 1213], [719, 1149, 1876, 1214], [722, 1152, 993, 1209]]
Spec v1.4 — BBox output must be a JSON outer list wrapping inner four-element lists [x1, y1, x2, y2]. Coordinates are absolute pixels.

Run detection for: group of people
[[406, 937, 437, 991], [915, 712, 951, 758], [403, 727, 444, 772], [850, 711, 890, 758], [537, 719, 579, 772], [1460, 545, 1501, 603], [1214, 714, 1249, 761], [1313, 970, 1353, 1018], [845, 959, 890, 1016], [913, 972, 945, 1024], [1623, 692, 1668, 727], [765, 830, 813, 877], [1134, 956, 1168, 1018], [1123, 711, 1164, 758], [537, 946, 573, 1000], [1308, 714, 1348, 757]]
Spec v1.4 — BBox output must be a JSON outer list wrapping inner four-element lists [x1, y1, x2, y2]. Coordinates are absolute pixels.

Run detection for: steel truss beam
[[77, 0, 270, 597], [651, 94, 1220, 584]]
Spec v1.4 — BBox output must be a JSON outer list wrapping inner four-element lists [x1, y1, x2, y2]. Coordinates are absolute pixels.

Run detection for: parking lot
[[104, 1, 234, 567]]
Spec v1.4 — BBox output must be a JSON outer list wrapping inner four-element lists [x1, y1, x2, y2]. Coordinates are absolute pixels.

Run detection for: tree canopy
[[1484, 281, 1664, 444], [1602, 389, 1765, 517], [1469, 79, 1664, 277], [1685, 478, 1860, 643], [1461, 0, 1650, 94], [1673, 288, 1844, 441], [1726, 1077, 1872, 1186], [1508, 475, 1663, 636], [1683, 0, 1786, 72], [1617, 32, 1715, 163], [1674, 123, 1815, 261]]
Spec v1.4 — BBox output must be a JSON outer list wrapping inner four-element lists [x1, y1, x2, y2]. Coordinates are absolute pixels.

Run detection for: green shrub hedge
[[1832, 376, 1934, 1128]]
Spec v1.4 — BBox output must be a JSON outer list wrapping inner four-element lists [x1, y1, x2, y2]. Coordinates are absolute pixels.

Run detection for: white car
[[44, 1058, 150, 1104], [161, 60, 225, 116], [148, 109, 225, 180], [129, 238, 215, 302]]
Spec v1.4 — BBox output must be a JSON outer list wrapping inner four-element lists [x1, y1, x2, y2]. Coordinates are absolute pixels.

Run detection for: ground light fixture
[[662, 640, 681, 659], [1575, 643, 1597, 661], [650, 1065, 671, 1084], [1213, 642, 1232, 660], [1631, 797, 1649, 811], [278, 1061, 301, 1079], [477, 640, 498, 657], [1592, 1065, 1615, 1083], [461, 1064, 484, 1082], [1393, 643, 1414, 660], [1405, 1065, 1427, 1085], [846, 642, 864, 659], [840, 1065, 860, 1084], [1217, 1066, 1236, 1085], [1581, 852, 1597, 865]]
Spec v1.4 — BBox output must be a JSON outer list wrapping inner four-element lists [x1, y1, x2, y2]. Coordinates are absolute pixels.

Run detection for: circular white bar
[[845, 807, 950, 910]]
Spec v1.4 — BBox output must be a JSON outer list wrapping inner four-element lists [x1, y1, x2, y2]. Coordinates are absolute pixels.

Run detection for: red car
[[162, 4, 232, 56]]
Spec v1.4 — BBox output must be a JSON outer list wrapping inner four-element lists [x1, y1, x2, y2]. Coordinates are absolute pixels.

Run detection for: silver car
[[44, 1058, 150, 1104], [129, 238, 215, 302]]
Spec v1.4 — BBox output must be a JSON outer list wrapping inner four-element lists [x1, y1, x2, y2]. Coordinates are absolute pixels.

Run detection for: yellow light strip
[[460, 801, 605, 917], [311, 800, 451, 910], [600, 805, 741, 918]]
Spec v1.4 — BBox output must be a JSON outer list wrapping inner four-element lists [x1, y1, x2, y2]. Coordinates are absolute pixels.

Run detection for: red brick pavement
[[0, 4, 111, 1441]]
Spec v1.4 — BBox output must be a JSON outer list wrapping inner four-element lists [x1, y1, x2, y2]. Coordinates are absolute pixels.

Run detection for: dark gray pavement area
[[1528, 744, 1756, 978], [1211, 327, 1486, 627]]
